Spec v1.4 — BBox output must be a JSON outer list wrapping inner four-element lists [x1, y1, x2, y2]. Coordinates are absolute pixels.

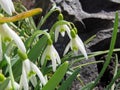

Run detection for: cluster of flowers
[[0, 0, 88, 90]]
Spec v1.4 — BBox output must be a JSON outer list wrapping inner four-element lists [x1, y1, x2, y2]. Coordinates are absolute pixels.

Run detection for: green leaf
[[58, 68, 80, 90], [28, 35, 47, 62], [0, 78, 10, 90], [25, 30, 45, 49], [90, 11, 119, 89], [12, 59, 22, 81], [42, 61, 69, 90]]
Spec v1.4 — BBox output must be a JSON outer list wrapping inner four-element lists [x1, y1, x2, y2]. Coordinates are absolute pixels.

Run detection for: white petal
[[50, 52, 57, 72], [14, 82, 20, 89], [41, 46, 48, 65], [63, 41, 71, 55], [55, 26, 60, 42], [0, 25, 10, 39], [9, 0, 15, 13], [78, 44, 88, 59], [2, 24, 26, 53], [60, 31, 65, 37], [52, 45, 61, 64], [30, 76, 37, 87], [76, 35, 84, 47], [76, 36, 88, 59], [30, 61, 47, 85], [19, 68, 29, 90], [63, 25, 71, 39], [0, 35, 2, 61], [6, 81, 12, 89], [23, 59, 31, 73], [44, 75, 48, 82], [0, 0, 15, 15]]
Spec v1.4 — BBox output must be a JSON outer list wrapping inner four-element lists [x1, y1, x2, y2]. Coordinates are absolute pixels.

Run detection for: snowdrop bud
[[70, 30, 76, 38], [58, 13, 63, 20], [47, 38, 53, 45], [18, 49, 28, 61]]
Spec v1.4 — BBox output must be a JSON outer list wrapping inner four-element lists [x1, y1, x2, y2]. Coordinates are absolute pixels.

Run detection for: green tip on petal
[[58, 13, 63, 20], [28, 70, 36, 79], [17, 49, 28, 61], [70, 30, 76, 38]]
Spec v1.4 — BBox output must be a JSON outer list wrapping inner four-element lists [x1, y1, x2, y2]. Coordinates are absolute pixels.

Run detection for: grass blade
[[90, 12, 119, 89]]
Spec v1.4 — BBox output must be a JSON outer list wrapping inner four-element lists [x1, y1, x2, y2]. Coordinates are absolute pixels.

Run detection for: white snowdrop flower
[[0, 0, 15, 15], [55, 24, 71, 42], [6, 80, 20, 90], [41, 44, 61, 72], [0, 23, 26, 54], [19, 59, 47, 90], [64, 30, 88, 59]]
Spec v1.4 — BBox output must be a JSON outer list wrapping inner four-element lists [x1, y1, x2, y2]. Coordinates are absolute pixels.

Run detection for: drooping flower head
[[0, 22, 26, 61], [19, 59, 47, 90], [0, 14, 26, 61], [64, 29, 88, 59], [54, 13, 71, 42], [0, 23, 26, 52], [0, 0, 15, 15], [55, 24, 71, 42], [41, 36, 61, 72]]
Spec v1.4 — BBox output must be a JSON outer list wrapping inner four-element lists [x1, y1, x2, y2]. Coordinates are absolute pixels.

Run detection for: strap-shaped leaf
[[42, 61, 69, 90], [28, 35, 47, 61]]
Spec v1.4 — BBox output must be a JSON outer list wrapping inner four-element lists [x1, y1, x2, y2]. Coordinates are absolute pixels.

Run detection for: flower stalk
[[5, 55, 16, 90]]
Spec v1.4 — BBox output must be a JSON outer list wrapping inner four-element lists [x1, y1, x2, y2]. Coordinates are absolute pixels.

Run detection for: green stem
[[35, 30, 51, 39], [9, 62, 15, 90], [5, 55, 15, 90], [77, 74, 85, 86], [72, 60, 104, 69], [49, 20, 70, 34], [37, 4, 58, 29]]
